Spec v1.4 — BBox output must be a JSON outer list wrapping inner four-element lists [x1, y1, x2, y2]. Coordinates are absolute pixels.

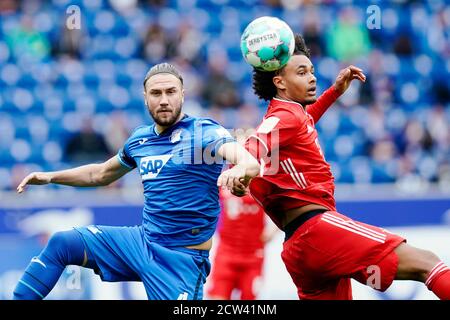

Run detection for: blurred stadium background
[[0, 0, 449, 300]]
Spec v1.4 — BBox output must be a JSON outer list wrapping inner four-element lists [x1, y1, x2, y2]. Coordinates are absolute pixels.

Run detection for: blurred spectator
[[103, 111, 131, 154], [52, 22, 85, 59], [393, 34, 414, 56], [264, 0, 282, 7], [140, 0, 167, 8], [109, 0, 138, 15], [426, 7, 450, 57], [142, 22, 172, 63], [402, 120, 434, 154], [370, 138, 398, 182], [167, 21, 204, 67], [202, 53, 240, 109], [326, 7, 371, 61], [0, 0, 18, 14], [432, 79, 450, 104], [426, 105, 449, 150], [371, 138, 398, 165], [5, 14, 50, 63], [303, 11, 325, 58], [64, 119, 111, 164]]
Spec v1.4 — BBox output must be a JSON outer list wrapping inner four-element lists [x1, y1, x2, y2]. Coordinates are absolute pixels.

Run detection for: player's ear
[[273, 75, 286, 90], [181, 89, 185, 104], [143, 92, 148, 107]]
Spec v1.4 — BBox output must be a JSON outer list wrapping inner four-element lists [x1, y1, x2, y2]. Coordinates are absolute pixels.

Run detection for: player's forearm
[[234, 156, 260, 179], [48, 164, 110, 187], [306, 85, 342, 123], [218, 141, 260, 180]]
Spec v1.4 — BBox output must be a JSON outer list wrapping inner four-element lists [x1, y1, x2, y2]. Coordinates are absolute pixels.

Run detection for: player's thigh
[[282, 211, 405, 295], [141, 244, 211, 300], [75, 225, 144, 282], [308, 212, 404, 275]]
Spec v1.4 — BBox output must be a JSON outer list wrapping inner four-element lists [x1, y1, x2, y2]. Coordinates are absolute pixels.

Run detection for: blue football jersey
[[117, 114, 235, 247]]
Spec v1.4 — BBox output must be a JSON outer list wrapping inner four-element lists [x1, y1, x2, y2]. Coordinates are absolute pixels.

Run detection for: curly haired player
[[235, 34, 450, 300]]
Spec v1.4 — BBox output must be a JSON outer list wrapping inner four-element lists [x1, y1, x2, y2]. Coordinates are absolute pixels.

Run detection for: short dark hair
[[143, 63, 184, 89], [252, 34, 311, 101]]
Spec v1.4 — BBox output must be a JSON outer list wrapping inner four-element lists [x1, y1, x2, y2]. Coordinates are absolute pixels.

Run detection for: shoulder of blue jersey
[[197, 118, 233, 139], [128, 125, 152, 139]]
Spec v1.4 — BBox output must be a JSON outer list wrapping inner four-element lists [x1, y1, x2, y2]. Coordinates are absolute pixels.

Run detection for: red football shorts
[[207, 248, 264, 300], [281, 210, 406, 300]]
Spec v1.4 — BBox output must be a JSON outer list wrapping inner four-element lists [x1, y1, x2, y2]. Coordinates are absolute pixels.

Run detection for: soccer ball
[[240, 16, 295, 72]]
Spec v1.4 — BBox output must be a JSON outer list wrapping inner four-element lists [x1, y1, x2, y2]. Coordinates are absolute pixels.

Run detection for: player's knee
[[46, 231, 70, 252], [395, 243, 440, 282], [44, 230, 85, 266]]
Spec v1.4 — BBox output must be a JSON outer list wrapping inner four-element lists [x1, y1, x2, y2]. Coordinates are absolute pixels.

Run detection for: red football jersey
[[217, 189, 265, 256], [245, 86, 341, 230]]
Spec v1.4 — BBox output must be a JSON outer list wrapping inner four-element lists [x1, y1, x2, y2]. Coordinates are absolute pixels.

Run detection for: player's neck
[[274, 94, 305, 109], [155, 112, 185, 134]]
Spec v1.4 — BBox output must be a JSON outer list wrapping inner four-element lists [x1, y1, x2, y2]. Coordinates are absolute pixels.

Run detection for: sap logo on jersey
[[139, 155, 172, 180]]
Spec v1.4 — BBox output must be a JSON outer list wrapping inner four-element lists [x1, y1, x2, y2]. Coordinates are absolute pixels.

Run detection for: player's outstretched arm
[[17, 156, 132, 193], [216, 142, 260, 193], [306, 65, 366, 123]]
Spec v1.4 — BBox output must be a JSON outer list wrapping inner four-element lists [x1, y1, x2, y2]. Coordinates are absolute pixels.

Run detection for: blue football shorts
[[74, 225, 210, 300]]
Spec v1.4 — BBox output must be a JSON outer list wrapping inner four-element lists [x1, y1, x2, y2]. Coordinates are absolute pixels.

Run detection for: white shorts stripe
[[321, 217, 386, 243], [323, 213, 387, 240], [280, 160, 305, 188], [322, 214, 387, 241]]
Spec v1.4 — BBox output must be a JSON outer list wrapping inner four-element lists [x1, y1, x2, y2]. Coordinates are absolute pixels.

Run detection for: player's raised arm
[[333, 65, 366, 94], [17, 156, 132, 193], [305, 65, 366, 123], [216, 142, 260, 192]]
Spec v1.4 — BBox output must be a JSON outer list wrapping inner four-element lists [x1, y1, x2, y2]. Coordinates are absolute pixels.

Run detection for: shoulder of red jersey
[[257, 98, 307, 133]]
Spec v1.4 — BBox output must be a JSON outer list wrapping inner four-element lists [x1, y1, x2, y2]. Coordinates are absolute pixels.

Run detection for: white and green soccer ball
[[240, 16, 295, 72]]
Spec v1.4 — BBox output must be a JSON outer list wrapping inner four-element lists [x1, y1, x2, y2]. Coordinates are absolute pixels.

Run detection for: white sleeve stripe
[[287, 158, 307, 186], [280, 160, 305, 189]]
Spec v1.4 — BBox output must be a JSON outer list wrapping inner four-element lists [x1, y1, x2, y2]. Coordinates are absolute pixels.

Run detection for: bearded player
[[237, 35, 450, 300]]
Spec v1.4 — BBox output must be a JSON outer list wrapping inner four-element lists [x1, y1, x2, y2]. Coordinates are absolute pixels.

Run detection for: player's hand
[[217, 166, 248, 193], [230, 179, 248, 197], [17, 172, 52, 193], [334, 65, 366, 94]]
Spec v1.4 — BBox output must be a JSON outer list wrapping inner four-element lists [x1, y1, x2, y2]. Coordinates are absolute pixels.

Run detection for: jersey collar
[[270, 98, 307, 115], [152, 114, 190, 136], [272, 97, 304, 108]]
